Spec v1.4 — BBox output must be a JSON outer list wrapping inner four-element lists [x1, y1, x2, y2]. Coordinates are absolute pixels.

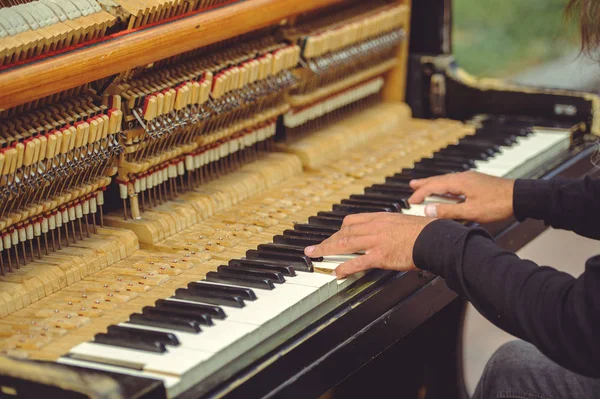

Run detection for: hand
[[304, 212, 435, 279], [408, 171, 515, 224]]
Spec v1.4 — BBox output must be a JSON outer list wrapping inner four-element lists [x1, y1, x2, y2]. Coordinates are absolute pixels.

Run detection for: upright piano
[[0, 0, 597, 398]]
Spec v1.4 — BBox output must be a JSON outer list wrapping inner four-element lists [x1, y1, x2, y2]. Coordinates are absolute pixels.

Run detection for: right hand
[[408, 171, 516, 224]]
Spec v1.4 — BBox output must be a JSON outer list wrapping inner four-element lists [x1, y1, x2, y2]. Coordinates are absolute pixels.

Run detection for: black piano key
[[205, 271, 276, 291], [273, 234, 323, 247], [94, 332, 167, 353], [383, 174, 414, 184], [187, 281, 256, 301], [156, 299, 227, 320], [411, 164, 462, 175], [429, 154, 477, 167], [331, 204, 392, 214], [316, 211, 346, 220], [129, 313, 202, 333], [231, 257, 298, 276], [174, 287, 246, 308], [283, 229, 331, 239], [257, 243, 324, 262], [448, 142, 501, 154], [399, 168, 441, 179], [437, 148, 489, 160], [367, 184, 412, 197], [348, 194, 409, 209], [241, 252, 310, 273], [142, 306, 214, 326], [293, 223, 339, 235], [417, 158, 471, 171], [340, 198, 401, 212], [106, 325, 180, 347], [307, 216, 343, 228], [187, 281, 257, 301], [460, 135, 516, 147], [217, 265, 286, 284]]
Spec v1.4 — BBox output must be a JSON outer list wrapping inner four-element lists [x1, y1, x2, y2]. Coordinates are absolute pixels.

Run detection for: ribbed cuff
[[513, 179, 555, 222], [413, 219, 469, 277]]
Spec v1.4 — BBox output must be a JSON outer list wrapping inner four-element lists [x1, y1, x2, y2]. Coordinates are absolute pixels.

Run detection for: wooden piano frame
[[1, 0, 599, 398]]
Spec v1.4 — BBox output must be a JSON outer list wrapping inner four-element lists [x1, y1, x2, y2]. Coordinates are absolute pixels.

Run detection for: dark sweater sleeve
[[413, 219, 600, 378], [513, 176, 600, 239]]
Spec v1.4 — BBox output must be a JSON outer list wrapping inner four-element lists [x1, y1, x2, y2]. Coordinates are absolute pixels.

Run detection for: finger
[[305, 234, 377, 258], [333, 254, 376, 279], [337, 222, 374, 237], [424, 202, 472, 220], [408, 177, 465, 204]]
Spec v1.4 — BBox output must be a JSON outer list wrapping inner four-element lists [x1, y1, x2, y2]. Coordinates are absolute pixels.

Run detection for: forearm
[[413, 220, 600, 377], [513, 176, 600, 239]]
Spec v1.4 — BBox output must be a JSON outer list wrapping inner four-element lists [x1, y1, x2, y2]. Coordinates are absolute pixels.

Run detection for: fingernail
[[331, 270, 337, 276], [305, 246, 315, 255], [425, 204, 438, 218]]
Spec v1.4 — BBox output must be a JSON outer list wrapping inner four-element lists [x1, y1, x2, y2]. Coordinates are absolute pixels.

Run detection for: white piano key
[[57, 357, 181, 388]]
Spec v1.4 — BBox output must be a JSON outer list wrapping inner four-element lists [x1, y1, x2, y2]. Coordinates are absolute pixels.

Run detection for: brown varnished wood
[[0, 0, 346, 111]]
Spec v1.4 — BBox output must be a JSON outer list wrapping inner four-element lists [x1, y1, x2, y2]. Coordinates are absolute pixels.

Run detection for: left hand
[[304, 212, 436, 279]]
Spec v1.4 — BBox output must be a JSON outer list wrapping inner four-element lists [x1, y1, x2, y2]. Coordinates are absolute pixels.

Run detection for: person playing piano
[[304, 171, 600, 398]]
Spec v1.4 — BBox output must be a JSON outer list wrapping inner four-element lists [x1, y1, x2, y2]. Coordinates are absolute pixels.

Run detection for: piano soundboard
[[0, 0, 598, 398]]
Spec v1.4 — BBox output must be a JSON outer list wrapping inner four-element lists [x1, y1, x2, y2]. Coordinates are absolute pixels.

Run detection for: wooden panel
[[0, 0, 345, 111]]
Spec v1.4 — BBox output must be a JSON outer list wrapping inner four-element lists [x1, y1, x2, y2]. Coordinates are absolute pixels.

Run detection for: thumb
[[424, 203, 472, 220]]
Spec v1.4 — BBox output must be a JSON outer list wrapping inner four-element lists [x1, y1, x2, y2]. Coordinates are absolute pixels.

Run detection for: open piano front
[[0, 0, 598, 398]]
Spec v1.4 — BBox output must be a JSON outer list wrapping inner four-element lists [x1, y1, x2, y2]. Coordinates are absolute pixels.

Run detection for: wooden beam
[[0, 0, 345, 111]]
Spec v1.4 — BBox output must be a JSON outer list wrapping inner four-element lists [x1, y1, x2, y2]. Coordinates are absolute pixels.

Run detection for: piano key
[[155, 299, 227, 320], [307, 216, 343, 228], [233, 256, 301, 275], [243, 250, 313, 271], [315, 211, 346, 220], [293, 223, 339, 235], [273, 235, 324, 247], [93, 332, 167, 353], [174, 287, 247, 307], [331, 204, 393, 214], [216, 265, 286, 284], [129, 313, 202, 333], [257, 243, 324, 262], [349, 194, 409, 209], [187, 281, 257, 301], [107, 325, 181, 347], [142, 306, 214, 326], [283, 229, 331, 239], [340, 198, 402, 212], [142, 306, 213, 327], [205, 271, 276, 290]]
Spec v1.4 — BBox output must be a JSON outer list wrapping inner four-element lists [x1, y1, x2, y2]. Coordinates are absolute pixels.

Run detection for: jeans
[[472, 340, 600, 399]]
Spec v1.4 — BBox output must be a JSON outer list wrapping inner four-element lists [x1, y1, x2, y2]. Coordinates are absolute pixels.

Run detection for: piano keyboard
[[40, 114, 571, 397]]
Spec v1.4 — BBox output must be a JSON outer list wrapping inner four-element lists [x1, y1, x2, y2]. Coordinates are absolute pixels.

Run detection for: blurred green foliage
[[453, 0, 579, 77]]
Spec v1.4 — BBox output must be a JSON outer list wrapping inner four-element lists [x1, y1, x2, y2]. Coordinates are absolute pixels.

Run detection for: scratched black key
[[94, 332, 167, 353], [366, 185, 412, 197], [429, 154, 477, 167], [129, 312, 202, 333], [155, 299, 227, 320], [232, 256, 300, 275], [107, 325, 180, 347], [217, 265, 285, 284], [143, 306, 214, 326], [205, 271, 276, 290], [384, 174, 414, 184], [293, 223, 338, 235], [411, 164, 461, 175], [187, 281, 257, 301], [274, 234, 323, 247], [447, 143, 499, 156], [332, 204, 392, 214], [257, 243, 324, 262], [398, 168, 439, 178], [383, 179, 414, 190], [244, 250, 311, 272], [174, 287, 246, 307], [438, 147, 489, 160], [347, 194, 408, 210], [284, 229, 330, 239], [417, 158, 471, 171], [316, 211, 345, 220], [341, 198, 401, 212], [307, 216, 343, 228]]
